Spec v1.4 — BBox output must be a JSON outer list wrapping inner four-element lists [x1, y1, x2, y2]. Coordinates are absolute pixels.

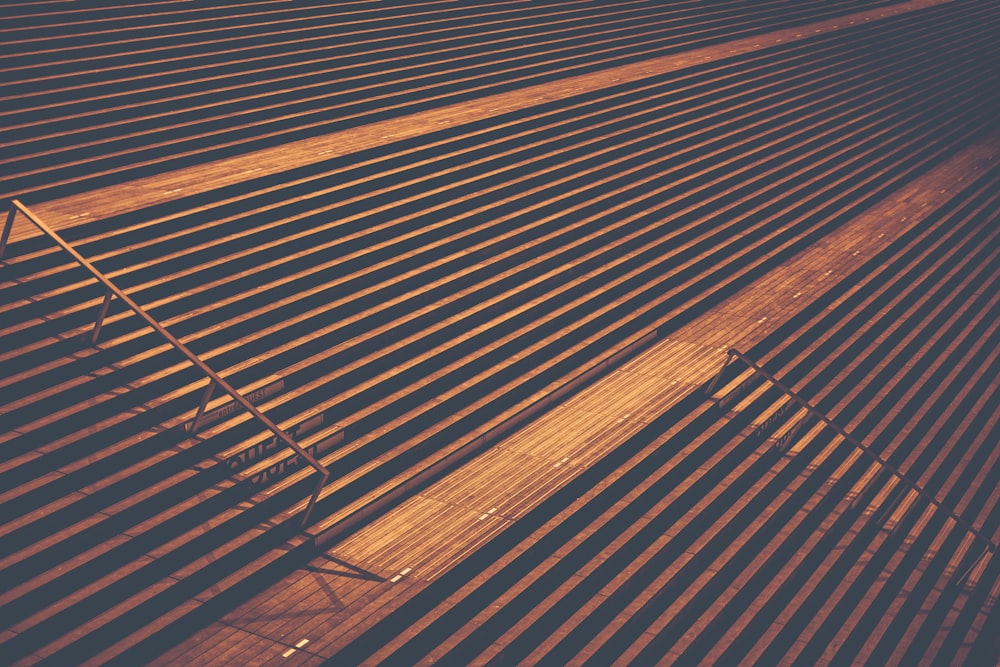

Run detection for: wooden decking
[[150, 133, 1000, 666], [1, 0, 998, 664]]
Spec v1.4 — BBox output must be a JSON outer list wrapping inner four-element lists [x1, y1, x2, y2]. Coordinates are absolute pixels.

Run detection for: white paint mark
[[488, 508, 497, 514], [282, 648, 296, 658], [296, 639, 310, 648], [852, 251, 860, 256], [757, 316, 768, 324], [792, 291, 802, 299], [390, 574, 402, 583], [479, 513, 489, 520]]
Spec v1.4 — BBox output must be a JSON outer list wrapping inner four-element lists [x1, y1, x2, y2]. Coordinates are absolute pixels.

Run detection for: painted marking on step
[[792, 292, 801, 299], [282, 638, 311, 656], [554, 457, 570, 468], [479, 507, 499, 520], [195, 376, 284, 430], [757, 316, 768, 324], [281, 639, 308, 658], [390, 567, 412, 583]]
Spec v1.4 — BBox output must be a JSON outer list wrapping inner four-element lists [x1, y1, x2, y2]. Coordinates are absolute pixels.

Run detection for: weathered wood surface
[[153, 133, 999, 666], [2, 0, 997, 664]]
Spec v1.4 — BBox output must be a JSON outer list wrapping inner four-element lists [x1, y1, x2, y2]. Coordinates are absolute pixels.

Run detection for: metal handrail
[[2, 199, 330, 529], [708, 348, 997, 555]]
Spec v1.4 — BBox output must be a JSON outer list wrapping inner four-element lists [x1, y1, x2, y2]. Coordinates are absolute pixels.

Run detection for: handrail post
[[302, 471, 329, 530], [704, 350, 736, 397], [190, 379, 218, 434], [90, 289, 114, 346], [0, 205, 16, 260], [956, 545, 990, 589], [776, 413, 807, 454]]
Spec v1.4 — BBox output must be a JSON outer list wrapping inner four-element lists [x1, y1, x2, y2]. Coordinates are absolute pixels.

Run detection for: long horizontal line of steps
[[0, 0, 902, 200]]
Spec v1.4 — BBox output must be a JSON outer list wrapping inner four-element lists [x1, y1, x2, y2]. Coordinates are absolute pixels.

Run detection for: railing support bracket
[[956, 546, 990, 590], [704, 350, 736, 397], [190, 379, 218, 434], [1, 205, 16, 260], [90, 289, 114, 346]]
